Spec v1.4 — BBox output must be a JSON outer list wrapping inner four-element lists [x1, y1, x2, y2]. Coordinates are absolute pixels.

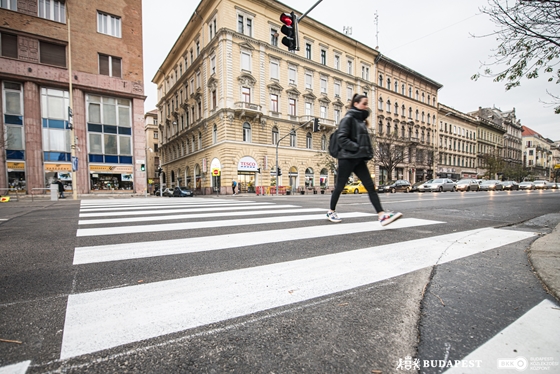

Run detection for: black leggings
[[330, 158, 384, 213]]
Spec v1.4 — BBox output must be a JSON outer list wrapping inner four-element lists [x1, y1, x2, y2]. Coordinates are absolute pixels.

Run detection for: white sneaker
[[379, 212, 403, 226], [326, 211, 342, 223]]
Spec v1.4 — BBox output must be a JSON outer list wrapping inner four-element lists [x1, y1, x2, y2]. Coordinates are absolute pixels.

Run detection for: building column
[[133, 97, 146, 195], [23, 81, 42, 193], [0, 88, 6, 190], [72, 88, 89, 194]]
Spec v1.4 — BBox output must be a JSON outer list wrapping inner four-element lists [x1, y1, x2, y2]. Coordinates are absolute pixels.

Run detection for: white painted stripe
[[79, 202, 271, 213], [76, 212, 375, 237], [0, 360, 31, 374], [79, 203, 288, 218], [79, 207, 322, 225], [61, 227, 534, 359], [74, 218, 443, 264], [80, 198, 236, 206], [79, 200, 253, 210], [444, 299, 560, 373]]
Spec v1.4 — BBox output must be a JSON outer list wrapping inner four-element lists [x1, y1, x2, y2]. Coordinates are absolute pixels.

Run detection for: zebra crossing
[[58, 197, 549, 365]]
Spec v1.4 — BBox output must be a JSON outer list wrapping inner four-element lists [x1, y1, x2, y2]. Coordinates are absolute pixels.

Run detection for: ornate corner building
[[0, 0, 145, 195]]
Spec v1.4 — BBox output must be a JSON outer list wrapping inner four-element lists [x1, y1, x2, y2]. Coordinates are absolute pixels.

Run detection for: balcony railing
[[234, 101, 263, 119]]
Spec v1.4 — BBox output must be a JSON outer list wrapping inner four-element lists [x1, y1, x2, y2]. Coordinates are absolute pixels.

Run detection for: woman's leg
[[330, 159, 358, 211], [353, 160, 384, 213]]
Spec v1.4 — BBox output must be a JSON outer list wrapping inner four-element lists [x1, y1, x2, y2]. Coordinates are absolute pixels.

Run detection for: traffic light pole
[[274, 119, 315, 196], [297, 0, 323, 22]]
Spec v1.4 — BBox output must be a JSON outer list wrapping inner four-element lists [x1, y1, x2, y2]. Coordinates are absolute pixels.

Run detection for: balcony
[[298, 115, 336, 130], [234, 101, 263, 119]]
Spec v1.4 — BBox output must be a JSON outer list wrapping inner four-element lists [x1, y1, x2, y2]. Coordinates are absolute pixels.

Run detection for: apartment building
[[468, 108, 506, 179], [522, 126, 552, 180], [144, 109, 159, 194], [437, 104, 478, 180], [374, 55, 442, 184], [0, 0, 145, 195]]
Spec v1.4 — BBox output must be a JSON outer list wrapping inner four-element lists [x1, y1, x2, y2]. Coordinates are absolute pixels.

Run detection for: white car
[[533, 180, 549, 190], [422, 178, 457, 192]]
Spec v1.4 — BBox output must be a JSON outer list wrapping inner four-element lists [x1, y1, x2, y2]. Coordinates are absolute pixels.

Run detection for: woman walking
[[327, 94, 402, 226]]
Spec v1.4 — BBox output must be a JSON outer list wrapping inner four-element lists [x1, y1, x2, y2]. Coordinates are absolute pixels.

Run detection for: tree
[[480, 151, 505, 179], [472, 0, 560, 113], [373, 133, 411, 182]]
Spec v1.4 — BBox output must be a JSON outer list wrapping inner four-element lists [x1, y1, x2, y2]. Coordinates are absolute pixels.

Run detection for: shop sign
[[7, 162, 25, 171], [202, 158, 207, 173], [212, 168, 221, 176], [45, 163, 72, 172], [58, 172, 72, 181], [121, 174, 133, 181], [237, 156, 258, 172], [89, 165, 133, 173]]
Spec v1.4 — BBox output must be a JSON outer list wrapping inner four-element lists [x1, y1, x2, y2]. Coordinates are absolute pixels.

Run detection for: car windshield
[[520, 182, 532, 185], [481, 180, 498, 184], [457, 180, 471, 184], [431, 179, 446, 183]]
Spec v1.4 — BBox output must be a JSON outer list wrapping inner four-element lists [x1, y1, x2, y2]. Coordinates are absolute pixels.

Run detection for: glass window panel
[[48, 129, 66, 151], [119, 136, 131, 155], [7, 126, 23, 149], [117, 98, 129, 106], [104, 134, 118, 154], [103, 125, 117, 134], [89, 133, 102, 154], [118, 106, 130, 127], [118, 127, 131, 135], [41, 95, 48, 118], [88, 95, 101, 103], [5, 91, 21, 114], [47, 96, 64, 119], [103, 102, 117, 125], [88, 103, 101, 123]]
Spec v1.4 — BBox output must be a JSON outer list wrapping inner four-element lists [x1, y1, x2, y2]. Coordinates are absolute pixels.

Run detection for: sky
[[142, 0, 560, 141]]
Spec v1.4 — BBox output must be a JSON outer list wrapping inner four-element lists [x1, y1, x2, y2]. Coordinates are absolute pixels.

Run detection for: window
[[334, 81, 340, 97], [40, 41, 66, 67], [38, 0, 65, 23], [304, 102, 312, 116], [401, 84, 405, 95], [320, 77, 327, 94], [305, 71, 312, 89], [242, 87, 251, 102], [288, 65, 296, 85], [290, 130, 296, 147], [0, 0, 16, 10], [196, 71, 201, 88], [41, 88, 71, 158], [289, 98, 296, 116], [209, 20, 214, 40], [3, 82, 24, 160], [387, 78, 391, 89], [347, 85, 353, 101], [378, 97, 383, 111], [99, 54, 121, 78], [241, 51, 251, 71], [211, 89, 217, 109], [154, 131, 158, 139], [306, 132, 312, 149], [196, 41, 200, 57], [270, 28, 278, 46], [320, 105, 326, 118], [320, 50, 326, 65], [0, 32, 17, 58], [198, 132, 202, 149], [362, 66, 369, 80], [394, 81, 398, 93], [243, 122, 251, 142], [305, 43, 312, 59], [270, 94, 278, 112], [347, 60, 352, 75], [334, 109, 340, 123], [210, 55, 216, 74], [272, 126, 278, 144], [270, 60, 279, 79], [334, 55, 340, 70], [212, 124, 217, 144], [237, 14, 252, 36], [97, 12, 121, 37], [378, 75, 383, 86], [386, 100, 390, 112], [237, 15, 244, 33]]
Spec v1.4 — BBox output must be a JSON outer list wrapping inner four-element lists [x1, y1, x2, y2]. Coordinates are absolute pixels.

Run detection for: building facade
[[0, 0, 145, 195], [522, 126, 552, 180], [144, 109, 160, 194], [437, 104, 478, 180]]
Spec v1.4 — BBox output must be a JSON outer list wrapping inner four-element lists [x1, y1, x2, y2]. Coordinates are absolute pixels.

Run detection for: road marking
[[79, 204, 294, 219], [0, 360, 31, 374], [79, 207, 324, 225], [74, 218, 443, 264], [444, 299, 560, 373], [61, 227, 535, 359], [79, 202, 273, 213], [76, 212, 375, 237]]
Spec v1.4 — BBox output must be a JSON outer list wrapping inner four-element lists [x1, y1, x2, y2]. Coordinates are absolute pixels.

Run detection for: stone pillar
[[133, 97, 146, 195], [72, 88, 90, 194], [0, 88, 6, 190], [23, 81, 42, 194]]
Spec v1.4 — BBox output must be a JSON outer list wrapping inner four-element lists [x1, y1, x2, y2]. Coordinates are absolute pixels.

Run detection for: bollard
[[50, 184, 58, 201]]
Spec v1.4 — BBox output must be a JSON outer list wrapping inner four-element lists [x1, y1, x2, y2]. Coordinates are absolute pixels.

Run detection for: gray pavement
[[528, 215, 560, 302]]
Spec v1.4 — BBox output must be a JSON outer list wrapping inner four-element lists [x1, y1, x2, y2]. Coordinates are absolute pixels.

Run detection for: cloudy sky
[[142, 0, 559, 140]]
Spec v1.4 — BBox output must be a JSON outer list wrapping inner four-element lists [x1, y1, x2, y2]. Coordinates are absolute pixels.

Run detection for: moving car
[[479, 180, 504, 191], [519, 181, 535, 190], [377, 180, 412, 193], [155, 187, 173, 197], [173, 186, 194, 197], [411, 180, 432, 193], [551, 182, 559, 190], [499, 181, 519, 191], [455, 179, 480, 192], [422, 178, 457, 192], [533, 180, 549, 190], [342, 181, 367, 194]]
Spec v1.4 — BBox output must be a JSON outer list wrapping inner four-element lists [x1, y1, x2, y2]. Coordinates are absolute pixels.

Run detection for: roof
[[522, 125, 542, 138]]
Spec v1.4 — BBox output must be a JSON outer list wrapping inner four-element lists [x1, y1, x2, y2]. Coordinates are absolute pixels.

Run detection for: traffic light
[[257, 168, 261, 174], [313, 118, 320, 132], [277, 168, 282, 176], [140, 164, 145, 171], [279, 12, 299, 51], [157, 167, 162, 177]]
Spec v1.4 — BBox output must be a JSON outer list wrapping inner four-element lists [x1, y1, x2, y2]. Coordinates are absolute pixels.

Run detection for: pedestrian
[[232, 179, 238, 195], [327, 93, 402, 226], [56, 179, 66, 199]]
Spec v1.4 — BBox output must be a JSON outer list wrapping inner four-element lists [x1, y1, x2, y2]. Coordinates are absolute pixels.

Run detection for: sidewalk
[[528, 220, 560, 302]]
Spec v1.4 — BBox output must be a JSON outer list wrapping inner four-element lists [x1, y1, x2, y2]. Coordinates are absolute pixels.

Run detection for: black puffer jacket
[[336, 108, 374, 160]]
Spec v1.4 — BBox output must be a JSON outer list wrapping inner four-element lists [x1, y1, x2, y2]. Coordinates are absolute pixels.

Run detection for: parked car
[[411, 180, 432, 193], [479, 180, 504, 191], [342, 181, 367, 194], [533, 180, 549, 190], [422, 178, 457, 192], [455, 179, 480, 192], [172, 186, 194, 197], [378, 180, 412, 193], [499, 181, 519, 191], [551, 182, 559, 190], [155, 187, 173, 197], [519, 181, 535, 190]]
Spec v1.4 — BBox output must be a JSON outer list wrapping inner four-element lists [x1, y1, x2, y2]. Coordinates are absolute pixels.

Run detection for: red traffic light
[[280, 13, 293, 26]]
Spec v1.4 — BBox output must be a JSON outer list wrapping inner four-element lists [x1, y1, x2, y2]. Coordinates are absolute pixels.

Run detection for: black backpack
[[328, 121, 355, 159]]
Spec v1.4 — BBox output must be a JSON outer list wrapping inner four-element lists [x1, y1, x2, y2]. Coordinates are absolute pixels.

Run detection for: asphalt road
[[0, 189, 559, 373]]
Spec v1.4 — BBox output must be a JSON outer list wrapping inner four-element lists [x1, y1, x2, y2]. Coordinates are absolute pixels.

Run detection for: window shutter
[[99, 54, 109, 75], [40, 42, 66, 67], [1, 33, 18, 58], [111, 57, 121, 78]]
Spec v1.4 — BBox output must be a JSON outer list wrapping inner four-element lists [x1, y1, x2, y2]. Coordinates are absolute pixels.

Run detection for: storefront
[[237, 156, 258, 193], [89, 165, 134, 191], [44, 163, 72, 192], [6, 162, 26, 192], [210, 158, 221, 192]]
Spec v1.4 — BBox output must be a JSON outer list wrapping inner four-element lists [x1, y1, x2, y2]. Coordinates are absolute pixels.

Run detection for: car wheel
[[439, 187, 443, 192], [354, 189, 359, 194], [406, 187, 411, 193], [452, 186, 456, 192]]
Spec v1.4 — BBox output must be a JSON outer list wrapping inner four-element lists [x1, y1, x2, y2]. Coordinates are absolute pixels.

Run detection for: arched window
[[306, 132, 312, 149], [387, 78, 391, 89], [394, 102, 398, 115], [408, 107, 412, 118], [243, 122, 251, 142], [378, 74, 383, 86], [192, 135, 195, 152], [378, 120, 383, 134], [421, 92, 425, 103], [401, 105, 405, 117], [427, 114, 431, 124], [401, 84, 405, 95], [378, 97, 383, 110], [198, 131, 202, 149], [415, 109, 419, 121], [401, 126, 405, 138], [305, 167, 314, 187], [421, 111, 425, 122], [272, 126, 279, 144], [394, 81, 398, 92], [415, 90, 419, 100], [427, 95, 431, 105], [386, 100, 391, 112]]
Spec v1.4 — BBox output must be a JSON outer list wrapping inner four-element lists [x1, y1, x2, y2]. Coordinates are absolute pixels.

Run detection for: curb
[[528, 222, 560, 302]]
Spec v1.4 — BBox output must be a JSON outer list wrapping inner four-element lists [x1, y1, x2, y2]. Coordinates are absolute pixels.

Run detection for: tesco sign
[[237, 156, 258, 171]]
